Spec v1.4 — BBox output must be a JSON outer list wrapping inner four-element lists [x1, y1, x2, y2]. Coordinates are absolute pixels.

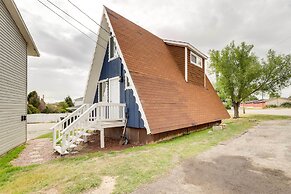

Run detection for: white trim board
[[83, 13, 110, 104], [164, 39, 208, 59], [184, 47, 188, 82]]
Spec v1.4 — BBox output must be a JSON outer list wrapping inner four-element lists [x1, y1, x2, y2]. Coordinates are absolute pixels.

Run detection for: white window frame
[[124, 74, 132, 90], [190, 51, 203, 68], [97, 77, 121, 102], [108, 36, 118, 61], [97, 78, 109, 102]]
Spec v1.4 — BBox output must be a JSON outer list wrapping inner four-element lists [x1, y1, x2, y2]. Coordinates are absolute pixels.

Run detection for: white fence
[[27, 113, 69, 123]]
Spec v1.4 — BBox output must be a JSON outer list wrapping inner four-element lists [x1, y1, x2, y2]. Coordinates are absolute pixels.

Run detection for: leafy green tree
[[210, 41, 291, 118], [27, 104, 40, 114], [269, 92, 280, 99], [27, 91, 40, 109], [43, 104, 56, 113], [245, 95, 259, 101], [65, 96, 74, 107], [58, 101, 69, 113]]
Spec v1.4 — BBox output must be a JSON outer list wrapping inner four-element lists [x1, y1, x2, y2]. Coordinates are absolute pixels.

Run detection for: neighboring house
[[241, 100, 267, 109], [52, 7, 229, 154], [241, 98, 291, 108], [0, 0, 39, 155], [67, 97, 84, 111], [73, 97, 84, 108]]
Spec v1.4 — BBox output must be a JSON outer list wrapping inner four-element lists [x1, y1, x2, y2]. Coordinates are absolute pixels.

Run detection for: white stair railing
[[51, 104, 91, 148], [53, 103, 126, 154]]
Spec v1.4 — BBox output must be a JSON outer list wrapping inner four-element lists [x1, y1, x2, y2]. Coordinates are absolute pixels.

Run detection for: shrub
[[265, 104, 278, 108], [280, 102, 291, 108], [27, 104, 40, 114]]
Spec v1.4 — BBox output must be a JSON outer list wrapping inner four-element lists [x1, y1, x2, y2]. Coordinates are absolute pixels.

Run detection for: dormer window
[[109, 36, 118, 61], [190, 52, 202, 68]]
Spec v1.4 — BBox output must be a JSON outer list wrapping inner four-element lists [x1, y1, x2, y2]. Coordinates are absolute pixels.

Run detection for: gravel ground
[[133, 120, 291, 194]]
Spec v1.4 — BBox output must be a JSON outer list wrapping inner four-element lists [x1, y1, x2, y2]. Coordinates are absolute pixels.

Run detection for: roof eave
[[3, 0, 39, 57], [164, 39, 208, 59]]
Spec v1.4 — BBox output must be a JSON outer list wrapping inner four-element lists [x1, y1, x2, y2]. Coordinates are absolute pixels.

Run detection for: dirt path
[[133, 120, 291, 194], [12, 139, 57, 166]]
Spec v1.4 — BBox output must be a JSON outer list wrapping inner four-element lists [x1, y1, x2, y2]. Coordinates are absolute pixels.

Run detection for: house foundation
[[104, 120, 221, 145]]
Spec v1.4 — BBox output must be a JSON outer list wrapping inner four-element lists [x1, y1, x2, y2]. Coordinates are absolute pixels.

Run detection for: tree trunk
[[233, 102, 240, 118]]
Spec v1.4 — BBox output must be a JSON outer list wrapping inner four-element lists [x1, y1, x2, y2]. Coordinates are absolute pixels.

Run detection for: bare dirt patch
[[73, 133, 140, 154], [85, 176, 116, 194]]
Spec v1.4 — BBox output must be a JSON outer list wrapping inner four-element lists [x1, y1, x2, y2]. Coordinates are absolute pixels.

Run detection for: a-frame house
[[52, 7, 229, 154]]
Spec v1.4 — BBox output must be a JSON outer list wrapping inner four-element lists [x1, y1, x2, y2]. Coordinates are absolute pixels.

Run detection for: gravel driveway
[[133, 120, 291, 194]]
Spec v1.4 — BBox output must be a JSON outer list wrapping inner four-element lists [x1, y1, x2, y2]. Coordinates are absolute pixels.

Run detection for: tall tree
[[269, 92, 280, 99], [210, 41, 291, 118], [27, 91, 40, 109], [65, 96, 74, 107]]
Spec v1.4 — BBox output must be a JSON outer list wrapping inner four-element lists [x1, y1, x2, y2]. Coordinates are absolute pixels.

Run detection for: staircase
[[51, 103, 126, 155]]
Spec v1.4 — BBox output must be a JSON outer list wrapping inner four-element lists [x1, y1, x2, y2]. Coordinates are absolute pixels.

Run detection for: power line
[[45, 0, 108, 43], [37, 0, 106, 50], [67, 0, 111, 35]]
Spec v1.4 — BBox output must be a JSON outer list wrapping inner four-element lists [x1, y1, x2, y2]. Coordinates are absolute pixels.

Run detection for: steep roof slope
[[106, 7, 230, 134]]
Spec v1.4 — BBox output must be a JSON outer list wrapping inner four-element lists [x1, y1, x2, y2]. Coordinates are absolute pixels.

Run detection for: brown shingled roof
[[105, 7, 230, 134]]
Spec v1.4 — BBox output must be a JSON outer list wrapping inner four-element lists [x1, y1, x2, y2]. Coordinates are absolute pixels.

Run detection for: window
[[125, 75, 131, 89], [98, 81, 108, 102], [109, 36, 118, 61], [190, 52, 202, 68]]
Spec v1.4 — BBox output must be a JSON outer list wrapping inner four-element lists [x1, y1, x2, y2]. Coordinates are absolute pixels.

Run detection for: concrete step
[[54, 146, 69, 155], [69, 144, 77, 149]]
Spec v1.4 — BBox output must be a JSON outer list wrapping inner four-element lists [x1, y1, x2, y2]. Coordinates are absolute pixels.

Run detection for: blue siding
[[94, 47, 144, 128], [125, 89, 144, 128]]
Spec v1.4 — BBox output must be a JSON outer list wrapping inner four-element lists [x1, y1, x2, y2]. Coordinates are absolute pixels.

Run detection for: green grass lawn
[[36, 132, 53, 140], [0, 115, 290, 193]]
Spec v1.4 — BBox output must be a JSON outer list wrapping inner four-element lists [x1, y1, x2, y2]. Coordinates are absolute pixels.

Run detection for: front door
[[109, 77, 120, 103], [109, 77, 120, 119], [97, 77, 120, 119]]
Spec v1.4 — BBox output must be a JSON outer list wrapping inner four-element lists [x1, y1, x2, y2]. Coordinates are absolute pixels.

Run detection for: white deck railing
[[51, 104, 90, 147], [53, 103, 126, 154]]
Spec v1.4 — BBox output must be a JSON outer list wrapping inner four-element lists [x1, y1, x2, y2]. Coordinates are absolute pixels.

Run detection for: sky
[[14, 0, 291, 102]]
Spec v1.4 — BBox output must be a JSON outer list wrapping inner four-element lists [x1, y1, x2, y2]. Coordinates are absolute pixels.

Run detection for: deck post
[[100, 128, 105, 148]]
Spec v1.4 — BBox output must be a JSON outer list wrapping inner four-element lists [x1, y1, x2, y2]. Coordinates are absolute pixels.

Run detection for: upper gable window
[[190, 52, 202, 68], [109, 36, 118, 61], [125, 75, 131, 89]]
